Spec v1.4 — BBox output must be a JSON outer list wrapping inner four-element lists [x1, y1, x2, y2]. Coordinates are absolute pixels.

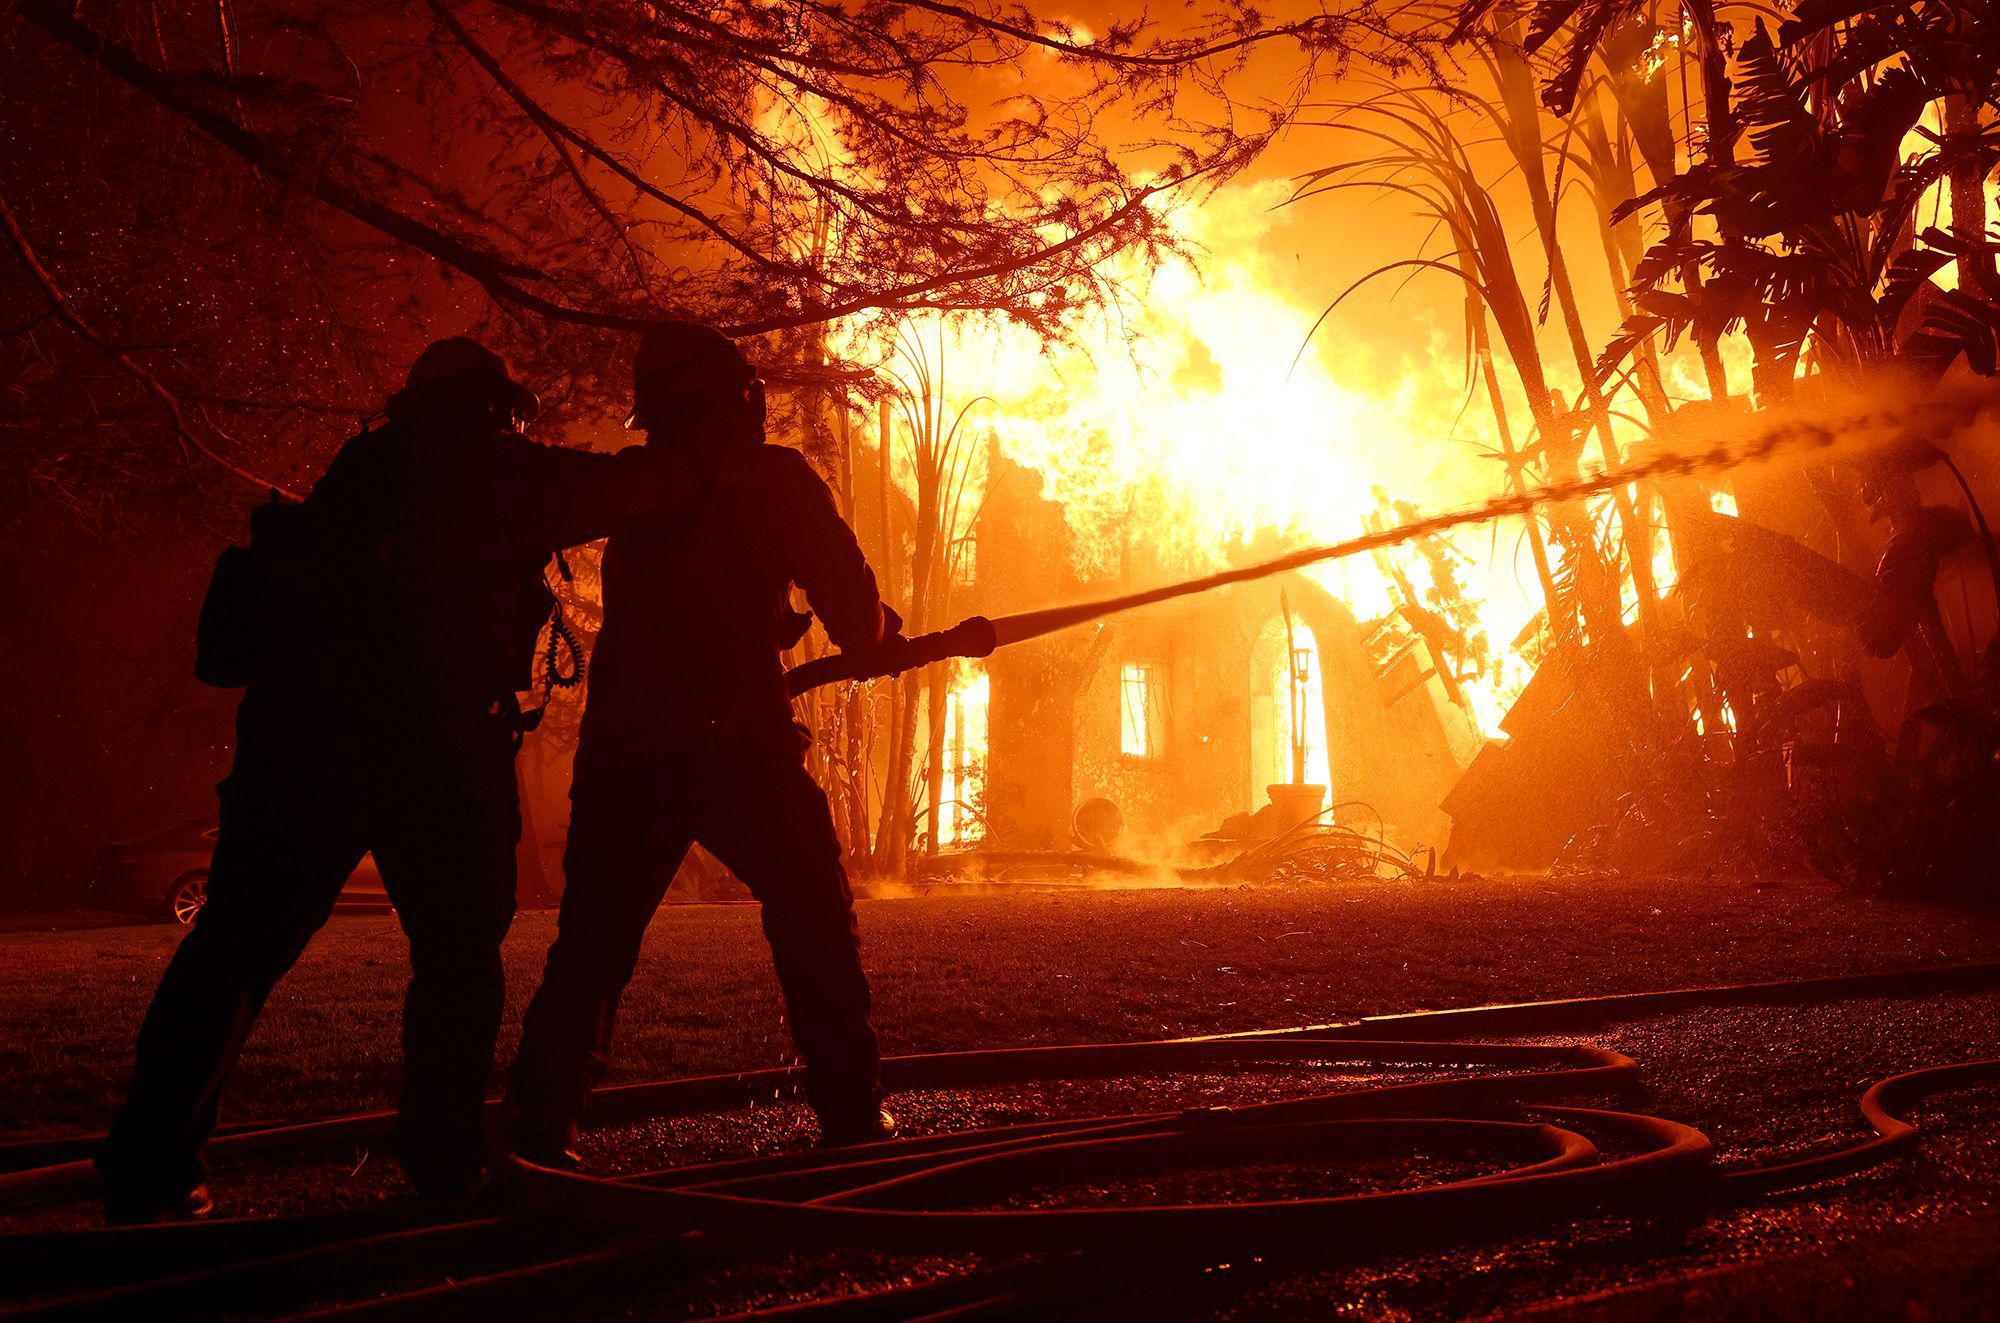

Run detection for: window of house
[[1120, 662, 1164, 759]]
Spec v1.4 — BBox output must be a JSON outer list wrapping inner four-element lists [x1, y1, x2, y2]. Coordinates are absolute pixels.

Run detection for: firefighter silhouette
[[100, 339, 690, 1221], [505, 321, 899, 1164]]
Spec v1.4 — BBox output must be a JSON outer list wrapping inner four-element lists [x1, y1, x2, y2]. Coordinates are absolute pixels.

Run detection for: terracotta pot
[[1265, 783, 1329, 834]]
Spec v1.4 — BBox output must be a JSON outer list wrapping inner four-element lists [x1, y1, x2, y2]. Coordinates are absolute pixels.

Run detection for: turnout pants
[[101, 706, 521, 1202], [508, 737, 879, 1148]]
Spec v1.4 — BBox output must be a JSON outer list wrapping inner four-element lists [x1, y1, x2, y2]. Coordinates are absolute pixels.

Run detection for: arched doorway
[[1249, 609, 1331, 804]]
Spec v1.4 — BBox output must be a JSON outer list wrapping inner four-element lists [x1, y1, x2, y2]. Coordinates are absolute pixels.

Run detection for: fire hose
[[1, 963, 1997, 1320]]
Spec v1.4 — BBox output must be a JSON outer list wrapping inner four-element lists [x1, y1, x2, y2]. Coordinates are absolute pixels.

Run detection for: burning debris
[[906, 800, 1429, 890], [1446, 397, 2000, 900], [1197, 808, 1434, 885]]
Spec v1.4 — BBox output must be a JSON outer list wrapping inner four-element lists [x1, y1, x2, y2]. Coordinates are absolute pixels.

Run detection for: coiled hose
[[1, 962, 1997, 1322]]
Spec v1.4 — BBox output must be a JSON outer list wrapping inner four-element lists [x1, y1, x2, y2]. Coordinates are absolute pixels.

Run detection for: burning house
[[942, 451, 1483, 862]]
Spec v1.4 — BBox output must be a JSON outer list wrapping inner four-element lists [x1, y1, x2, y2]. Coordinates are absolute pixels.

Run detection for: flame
[[853, 181, 1549, 741], [938, 662, 989, 847], [840, 169, 1794, 843]]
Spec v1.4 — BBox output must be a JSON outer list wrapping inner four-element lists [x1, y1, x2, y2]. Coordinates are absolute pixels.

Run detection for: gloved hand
[[872, 605, 911, 668], [772, 607, 815, 651]]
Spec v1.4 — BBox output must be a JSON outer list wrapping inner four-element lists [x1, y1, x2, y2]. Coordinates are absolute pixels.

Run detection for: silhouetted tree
[[2, 0, 1386, 522]]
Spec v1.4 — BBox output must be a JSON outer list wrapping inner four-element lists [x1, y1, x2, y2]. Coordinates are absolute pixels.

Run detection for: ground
[[2, 872, 1998, 1317], [4, 872, 1998, 1138]]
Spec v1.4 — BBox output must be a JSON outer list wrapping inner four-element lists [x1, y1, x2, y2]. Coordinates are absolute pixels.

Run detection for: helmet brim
[[501, 378, 541, 422], [386, 372, 540, 423], [625, 375, 761, 431]]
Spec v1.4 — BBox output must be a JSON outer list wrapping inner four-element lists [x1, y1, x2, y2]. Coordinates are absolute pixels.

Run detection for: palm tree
[[1598, 21, 1984, 393], [1780, 0, 2000, 295], [1475, 25, 1664, 629], [871, 317, 991, 868], [1292, 89, 1633, 657], [1453, 0, 1744, 398]]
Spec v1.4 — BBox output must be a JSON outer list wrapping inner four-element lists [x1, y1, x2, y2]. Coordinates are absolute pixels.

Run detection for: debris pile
[[1446, 423, 2000, 904]]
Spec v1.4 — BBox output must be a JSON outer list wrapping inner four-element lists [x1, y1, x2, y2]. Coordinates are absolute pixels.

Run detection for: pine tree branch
[[0, 188, 296, 496], [13, 0, 658, 329], [426, 0, 788, 279], [9, 0, 1203, 340]]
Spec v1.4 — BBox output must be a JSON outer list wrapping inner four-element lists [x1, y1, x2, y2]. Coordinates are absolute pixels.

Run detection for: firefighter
[[504, 322, 898, 1164], [100, 338, 692, 1222]]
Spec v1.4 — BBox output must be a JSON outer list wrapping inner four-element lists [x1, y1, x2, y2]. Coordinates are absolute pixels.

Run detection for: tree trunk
[[874, 677, 921, 874], [1689, 7, 1738, 395], [1579, 90, 1673, 423], [1472, 306, 1566, 634], [923, 667, 948, 854], [1489, 36, 1661, 642], [844, 680, 871, 871], [1946, 95, 1996, 294], [870, 396, 916, 872]]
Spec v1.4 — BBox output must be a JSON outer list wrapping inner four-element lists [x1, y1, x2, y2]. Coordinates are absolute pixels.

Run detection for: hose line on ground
[[1, 962, 1997, 1321]]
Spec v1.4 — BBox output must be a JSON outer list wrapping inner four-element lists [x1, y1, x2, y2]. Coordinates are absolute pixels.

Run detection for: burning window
[[1120, 662, 1164, 759], [938, 665, 989, 848]]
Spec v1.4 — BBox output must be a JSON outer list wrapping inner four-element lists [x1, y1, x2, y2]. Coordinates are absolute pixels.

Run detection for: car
[[89, 818, 391, 925]]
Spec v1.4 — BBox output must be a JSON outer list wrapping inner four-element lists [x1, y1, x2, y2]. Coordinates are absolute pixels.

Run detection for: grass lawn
[[3, 873, 1997, 1139]]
